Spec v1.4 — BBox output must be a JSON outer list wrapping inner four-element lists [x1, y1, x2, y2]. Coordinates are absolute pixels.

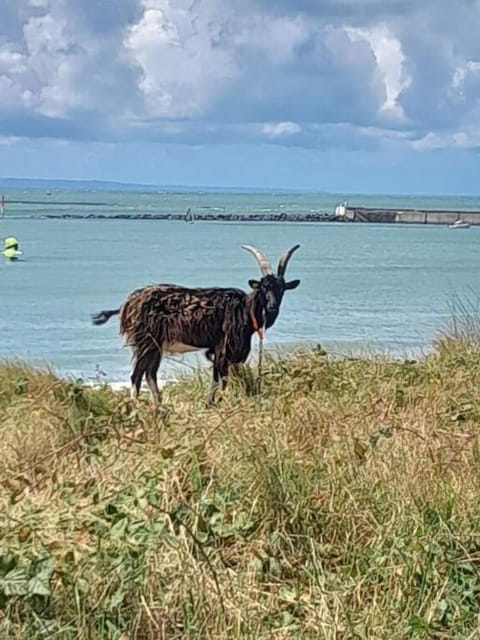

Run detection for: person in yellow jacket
[[3, 237, 23, 261]]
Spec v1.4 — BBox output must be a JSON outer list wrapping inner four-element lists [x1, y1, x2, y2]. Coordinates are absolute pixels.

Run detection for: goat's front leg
[[206, 358, 229, 407]]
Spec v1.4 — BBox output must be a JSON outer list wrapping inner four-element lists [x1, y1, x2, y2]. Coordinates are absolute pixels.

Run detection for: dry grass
[[1, 336, 480, 639]]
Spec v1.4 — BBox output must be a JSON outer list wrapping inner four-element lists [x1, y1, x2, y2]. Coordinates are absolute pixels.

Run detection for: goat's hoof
[[205, 396, 223, 409]]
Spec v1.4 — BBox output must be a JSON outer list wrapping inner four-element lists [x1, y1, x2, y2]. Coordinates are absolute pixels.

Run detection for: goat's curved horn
[[242, 244, 273, 276], [277, 244, 300, 277]]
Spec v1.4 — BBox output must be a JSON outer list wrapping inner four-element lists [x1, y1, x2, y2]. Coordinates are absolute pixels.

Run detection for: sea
[[1, 184, 479, 384]]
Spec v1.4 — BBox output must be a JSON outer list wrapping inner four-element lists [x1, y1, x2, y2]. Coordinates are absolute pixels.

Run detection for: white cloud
[[0, 0, 140, 120], [412, 128, 480, 151], [0, 48, 25, 75], [0, 135, 21, 145], [346, 25, 409, 119], [451, 61, 480, 97], [125, 0, 237, 118], [262, 121, 302, 136], [20, 11, 83, 115]]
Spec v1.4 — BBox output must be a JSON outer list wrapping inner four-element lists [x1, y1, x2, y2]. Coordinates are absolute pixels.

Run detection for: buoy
[[3, 237, 22, 261]]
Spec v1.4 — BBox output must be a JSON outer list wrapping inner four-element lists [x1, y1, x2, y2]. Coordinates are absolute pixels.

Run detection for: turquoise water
[[1, 187, 479, 383]]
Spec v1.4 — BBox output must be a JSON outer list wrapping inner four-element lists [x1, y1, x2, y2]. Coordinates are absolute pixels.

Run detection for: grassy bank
[[1, 336, 480, 639]]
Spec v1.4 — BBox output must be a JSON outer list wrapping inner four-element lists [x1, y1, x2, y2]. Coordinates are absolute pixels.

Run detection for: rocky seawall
[[12, 207, 480, 224], [36, 212, 337, 222]]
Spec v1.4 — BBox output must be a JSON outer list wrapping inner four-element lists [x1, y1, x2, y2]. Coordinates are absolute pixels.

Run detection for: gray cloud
[[0, 0, 479, 150]]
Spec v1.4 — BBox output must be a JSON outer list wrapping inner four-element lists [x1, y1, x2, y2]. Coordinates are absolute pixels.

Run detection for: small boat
[[448, 219, 470, 229]]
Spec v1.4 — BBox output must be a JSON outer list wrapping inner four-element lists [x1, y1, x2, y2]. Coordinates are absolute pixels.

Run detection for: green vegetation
[[1, 333, 480, 639]]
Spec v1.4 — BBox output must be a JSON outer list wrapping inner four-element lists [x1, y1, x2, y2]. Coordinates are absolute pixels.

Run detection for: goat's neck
[[246, 290, 265, 332]]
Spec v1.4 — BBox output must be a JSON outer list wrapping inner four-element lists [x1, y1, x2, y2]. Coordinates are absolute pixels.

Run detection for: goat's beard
[[264, 308, 279, 329]]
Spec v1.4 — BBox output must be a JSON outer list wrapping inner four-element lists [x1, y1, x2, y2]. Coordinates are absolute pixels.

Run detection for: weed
[[1, 333, 480, 638]]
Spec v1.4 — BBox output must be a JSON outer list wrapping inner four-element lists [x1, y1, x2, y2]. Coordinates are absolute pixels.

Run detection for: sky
[[1, 0, 480, 193]]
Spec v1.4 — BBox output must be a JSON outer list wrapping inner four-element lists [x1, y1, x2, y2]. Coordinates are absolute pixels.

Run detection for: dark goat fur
[[92, 245, 300, 405]]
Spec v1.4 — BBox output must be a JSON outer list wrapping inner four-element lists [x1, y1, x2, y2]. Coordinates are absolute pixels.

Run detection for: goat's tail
[[91, 308, 120, 326]]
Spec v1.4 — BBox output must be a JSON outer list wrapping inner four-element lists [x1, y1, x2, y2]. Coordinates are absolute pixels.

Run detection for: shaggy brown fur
[[92, 245, 300, 405]]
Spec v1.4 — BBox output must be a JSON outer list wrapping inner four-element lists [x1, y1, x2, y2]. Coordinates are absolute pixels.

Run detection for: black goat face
[[249, 274, 300, 328], [243, 243, 301, 328]]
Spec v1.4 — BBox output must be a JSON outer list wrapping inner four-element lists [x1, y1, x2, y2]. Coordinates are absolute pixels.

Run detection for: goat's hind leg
[[130, 351, 152, 402], [130, 360, 143, 402], [145, 350, 162, 407]]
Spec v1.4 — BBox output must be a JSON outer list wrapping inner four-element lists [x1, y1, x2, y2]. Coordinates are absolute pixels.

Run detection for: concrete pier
[[343, 207, 480, 225]]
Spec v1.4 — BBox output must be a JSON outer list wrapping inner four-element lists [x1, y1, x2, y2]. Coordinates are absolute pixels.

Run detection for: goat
[[92, 244, 300, 405]]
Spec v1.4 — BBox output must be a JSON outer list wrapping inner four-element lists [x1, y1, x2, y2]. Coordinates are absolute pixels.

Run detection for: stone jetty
[[342, 206, 480, 225], [37, 212, 337, 222], [35, 207, 480, 224], [13, 206, 480, 225]]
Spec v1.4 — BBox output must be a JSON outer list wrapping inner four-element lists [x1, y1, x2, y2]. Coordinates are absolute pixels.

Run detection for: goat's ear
[[248, 279, 261, 290], [285, 279, 300, 290]]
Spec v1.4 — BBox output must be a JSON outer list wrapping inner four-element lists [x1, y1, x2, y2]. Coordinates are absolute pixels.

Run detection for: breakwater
[[343, 206, 480, 225], [6, 207, 480, 225], [33, 212, 337, 222]]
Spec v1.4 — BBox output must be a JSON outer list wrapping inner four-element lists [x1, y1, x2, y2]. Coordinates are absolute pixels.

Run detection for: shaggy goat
[[92, 244, 300, 405]]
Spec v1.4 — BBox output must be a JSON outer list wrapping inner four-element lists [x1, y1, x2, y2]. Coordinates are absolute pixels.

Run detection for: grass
[[1, 333, 480, 639]]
